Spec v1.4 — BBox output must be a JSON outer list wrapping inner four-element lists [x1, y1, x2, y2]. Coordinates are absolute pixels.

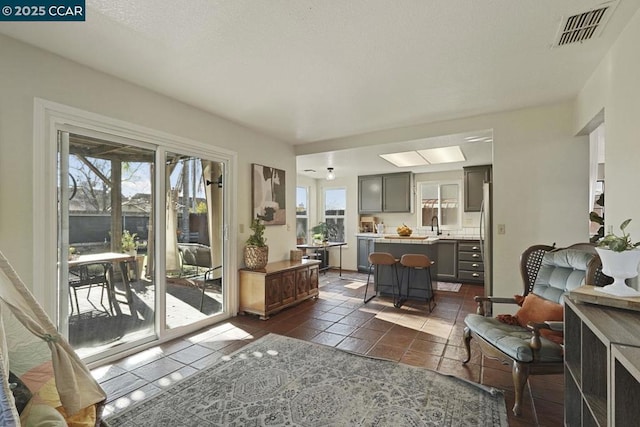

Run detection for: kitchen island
[[372, 237, 439, 304]]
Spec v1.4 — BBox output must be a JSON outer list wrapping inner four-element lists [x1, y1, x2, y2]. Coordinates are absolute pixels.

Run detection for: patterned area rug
[[106, 334, 507, 426], [435, 282, 462, 292]]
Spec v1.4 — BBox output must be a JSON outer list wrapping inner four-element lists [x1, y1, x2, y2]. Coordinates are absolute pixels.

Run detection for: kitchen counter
[[355, 232, 480, 241], [376, 236, 439, 244]]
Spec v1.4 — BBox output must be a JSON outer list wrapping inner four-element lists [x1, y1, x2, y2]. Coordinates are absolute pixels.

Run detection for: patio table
[[68, 252, 135, 313]]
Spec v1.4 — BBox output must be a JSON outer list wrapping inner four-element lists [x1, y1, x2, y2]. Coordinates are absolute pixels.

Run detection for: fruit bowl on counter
[[396, 224, 412, 236]]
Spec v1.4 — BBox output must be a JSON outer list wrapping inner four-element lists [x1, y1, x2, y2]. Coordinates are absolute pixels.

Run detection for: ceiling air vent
[[554, 2, 617, 47]]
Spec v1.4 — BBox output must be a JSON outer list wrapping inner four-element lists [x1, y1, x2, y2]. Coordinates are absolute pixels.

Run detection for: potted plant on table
[[595, 218, 640, 297], [244, 218, 268, 270], [121, 230, 139, 256]]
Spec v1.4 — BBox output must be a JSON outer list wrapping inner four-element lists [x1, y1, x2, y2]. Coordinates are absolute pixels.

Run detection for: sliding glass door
[[58, 131, 156, 359], [164, 153, 225, 330], [57, 130, 228, 361]]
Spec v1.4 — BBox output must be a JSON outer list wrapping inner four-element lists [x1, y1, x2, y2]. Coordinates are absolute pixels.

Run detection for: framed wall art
[[252, 163, 286, 225]]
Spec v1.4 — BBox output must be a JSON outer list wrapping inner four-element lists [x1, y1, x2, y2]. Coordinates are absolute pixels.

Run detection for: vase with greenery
[[121, 230, 138, 256], [595, 218, 640, 297], [244, 218, 268, 270]]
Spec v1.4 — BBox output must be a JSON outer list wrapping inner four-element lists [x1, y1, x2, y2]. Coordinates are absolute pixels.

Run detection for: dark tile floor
[[93, 271, 564, 426]]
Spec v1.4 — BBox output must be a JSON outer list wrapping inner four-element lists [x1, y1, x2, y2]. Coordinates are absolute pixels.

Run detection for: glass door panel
[[58, 132, 156, 359], [165, 153, 224, 329]]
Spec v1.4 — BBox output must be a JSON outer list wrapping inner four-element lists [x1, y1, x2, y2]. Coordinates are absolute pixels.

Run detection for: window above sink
[[417, 180, 462, 230]]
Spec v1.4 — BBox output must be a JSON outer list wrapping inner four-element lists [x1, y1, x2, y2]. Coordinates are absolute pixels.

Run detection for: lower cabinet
[[457, 240, 484, 283], [357, 237, 377, 272], [239, 259, 320, 319], [564, 296, 640, 426], [436, 240, 458, 281]]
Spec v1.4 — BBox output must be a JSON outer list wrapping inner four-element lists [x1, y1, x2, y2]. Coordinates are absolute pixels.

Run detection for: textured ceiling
[[0, 0, 636, 148]]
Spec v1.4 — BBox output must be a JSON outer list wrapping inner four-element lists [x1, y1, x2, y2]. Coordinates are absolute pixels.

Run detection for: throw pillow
[[496, 293, 564, 344], [21, 403, 67, 427], [496, 294, 526, 325], [515, 293, 563, 328]]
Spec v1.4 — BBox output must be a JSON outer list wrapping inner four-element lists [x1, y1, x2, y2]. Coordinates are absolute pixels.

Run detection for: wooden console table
[[238, 259, 320, 320]]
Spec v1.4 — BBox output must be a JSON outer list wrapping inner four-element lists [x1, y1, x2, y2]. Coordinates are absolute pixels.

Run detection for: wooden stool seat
[[399, 253, 436, 312], [364, 252, 400, 305], [399, 254, 433, 268]]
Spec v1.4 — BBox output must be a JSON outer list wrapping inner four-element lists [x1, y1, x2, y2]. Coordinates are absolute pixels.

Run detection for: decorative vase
[[595, 247, 640, 297], [244, 245, 268, 270]]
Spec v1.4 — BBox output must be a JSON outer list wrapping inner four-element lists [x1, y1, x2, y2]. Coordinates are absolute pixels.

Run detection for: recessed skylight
[[379, 151, 429, 167], [417, 146, 466, 164], [380, 146, 467, 167], [464, 136, 492, 143]]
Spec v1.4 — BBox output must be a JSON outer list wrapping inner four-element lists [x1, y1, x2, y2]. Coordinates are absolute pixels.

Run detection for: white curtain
[[0, 251, 106, 421]]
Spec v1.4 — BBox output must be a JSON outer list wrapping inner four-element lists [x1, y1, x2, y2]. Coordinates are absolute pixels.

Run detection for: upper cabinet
[[358, 175, 383, 213], [382, 173, 412, 212], [463, 165, 492, 212], [358, 172, 412, 213]]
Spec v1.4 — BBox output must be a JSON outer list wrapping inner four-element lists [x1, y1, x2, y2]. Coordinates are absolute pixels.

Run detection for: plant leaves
[[620, 219, 632, 231]]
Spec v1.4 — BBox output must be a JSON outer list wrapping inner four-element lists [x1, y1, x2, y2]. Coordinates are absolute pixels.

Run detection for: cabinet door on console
[[309, 265, 319, 293], [296, 267, 310, 297], [281, 270, 296, 305], [265, 274, 283, 311]]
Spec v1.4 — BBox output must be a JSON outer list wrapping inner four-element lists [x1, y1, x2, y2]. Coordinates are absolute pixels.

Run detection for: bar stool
[[399, 254, 436, 312], [364, 252, 400, 306]]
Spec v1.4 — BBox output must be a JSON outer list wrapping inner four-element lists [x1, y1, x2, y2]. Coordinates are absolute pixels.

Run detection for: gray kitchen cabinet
[[357, 236, 376, 272], [457, 240, 484, 283], [436, 240, 458, 281], [358, 172, 412, 213], [463, 165, 492, 212], [358, 175, 383, 213], [382, 173, 412, 212]]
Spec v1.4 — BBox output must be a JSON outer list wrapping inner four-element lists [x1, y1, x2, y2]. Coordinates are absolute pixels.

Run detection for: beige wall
[[298, 101, 590, 307], [4, 3, 639, 308], [0, 34, 296, 286], [576, 8, 640, 241]]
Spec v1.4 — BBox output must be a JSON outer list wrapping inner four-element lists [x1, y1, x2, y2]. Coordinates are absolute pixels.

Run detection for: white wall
[[0, 34, 296, 286], [576, 8, 640, 241], [297, 101, 590, 308]]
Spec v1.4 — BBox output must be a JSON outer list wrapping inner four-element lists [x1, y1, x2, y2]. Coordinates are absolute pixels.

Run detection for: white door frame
[[33, 98, 238, 364]]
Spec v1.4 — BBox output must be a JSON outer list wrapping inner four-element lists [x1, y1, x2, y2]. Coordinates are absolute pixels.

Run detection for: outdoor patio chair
[[462, 243, 608, 416], [178, 243, 212, 276], [68, 262, 114, 315]]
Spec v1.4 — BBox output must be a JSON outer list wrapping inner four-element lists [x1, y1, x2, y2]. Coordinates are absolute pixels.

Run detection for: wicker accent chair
[[462, 243, 608, 416]]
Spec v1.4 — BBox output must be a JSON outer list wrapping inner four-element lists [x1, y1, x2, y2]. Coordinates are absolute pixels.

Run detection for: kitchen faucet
[[431, 216, 442, 236]]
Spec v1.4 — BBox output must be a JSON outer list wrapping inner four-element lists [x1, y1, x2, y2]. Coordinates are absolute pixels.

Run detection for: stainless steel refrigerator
[[480, 182, 493, 313]]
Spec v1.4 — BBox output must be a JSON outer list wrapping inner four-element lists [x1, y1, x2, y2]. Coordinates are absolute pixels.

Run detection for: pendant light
[[326, 167, 336, 181]]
